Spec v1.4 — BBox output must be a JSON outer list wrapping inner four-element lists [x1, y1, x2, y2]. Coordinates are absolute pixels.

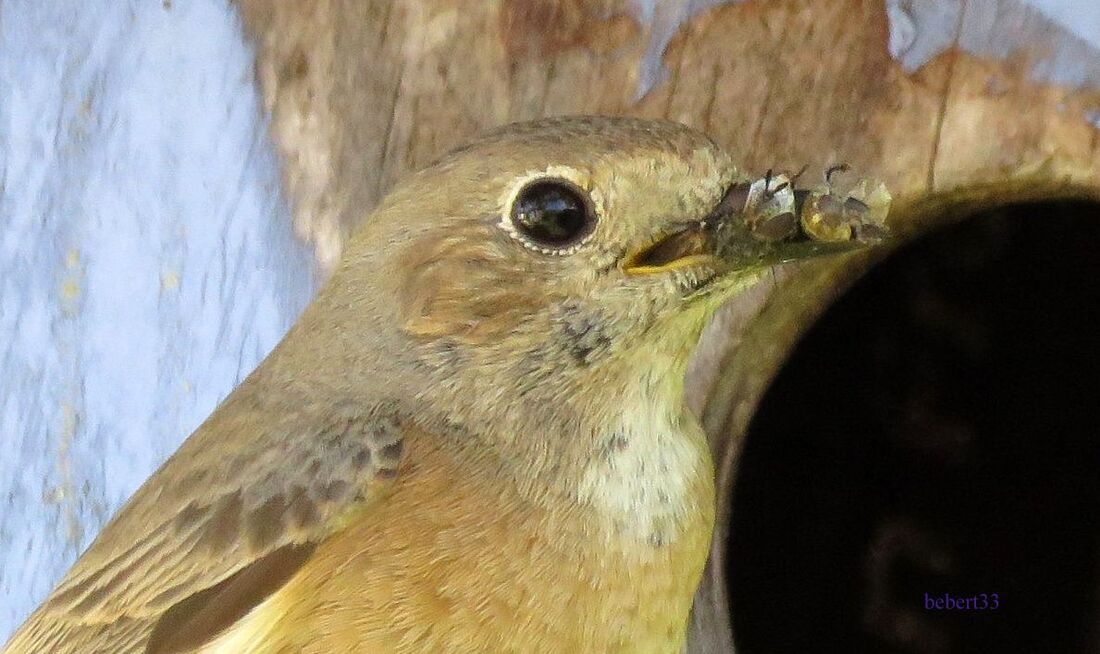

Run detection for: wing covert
[[3, 400, 406, 654]]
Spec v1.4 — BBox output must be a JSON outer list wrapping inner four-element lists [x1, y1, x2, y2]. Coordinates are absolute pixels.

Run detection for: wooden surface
[[234, 1, 1100, 650]]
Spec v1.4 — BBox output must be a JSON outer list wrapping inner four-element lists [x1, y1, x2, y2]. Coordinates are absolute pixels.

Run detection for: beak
[[623, 172, 891, 275]]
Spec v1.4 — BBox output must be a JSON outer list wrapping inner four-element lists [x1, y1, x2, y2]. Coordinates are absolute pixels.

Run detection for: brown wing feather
[[2, 396, 406, 654], [145, 542, 316, 654]]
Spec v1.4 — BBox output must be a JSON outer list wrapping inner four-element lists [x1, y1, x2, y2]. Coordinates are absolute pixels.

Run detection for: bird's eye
[[509, 179, 596, 251]]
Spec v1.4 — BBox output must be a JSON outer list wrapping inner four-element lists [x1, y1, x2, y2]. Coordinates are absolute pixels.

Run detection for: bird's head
[[286, 117, 880, 503], [359, 118, 747, 356]]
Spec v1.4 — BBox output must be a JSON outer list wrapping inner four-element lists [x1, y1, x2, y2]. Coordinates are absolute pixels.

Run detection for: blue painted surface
[[0, 0, 315, 638]]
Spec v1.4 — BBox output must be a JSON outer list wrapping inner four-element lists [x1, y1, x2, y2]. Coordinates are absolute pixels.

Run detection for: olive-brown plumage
[[4, 117, 876, 653]]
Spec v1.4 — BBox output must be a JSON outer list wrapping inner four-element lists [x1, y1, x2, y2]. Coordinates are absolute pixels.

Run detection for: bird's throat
[[576, 349, 716, 550]]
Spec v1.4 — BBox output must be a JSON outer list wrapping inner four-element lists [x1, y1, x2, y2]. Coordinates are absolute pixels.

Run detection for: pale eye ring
[[506, 178, 597, 253]]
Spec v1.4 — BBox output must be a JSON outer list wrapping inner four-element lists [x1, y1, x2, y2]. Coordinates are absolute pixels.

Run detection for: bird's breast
[[256, 429, 713, 653]]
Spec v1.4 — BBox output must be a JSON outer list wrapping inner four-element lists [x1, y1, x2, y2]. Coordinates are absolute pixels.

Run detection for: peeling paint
[[632, 0, 741, 98], [1085, 106, 1100, 128], [887, 0, 1100, 89], [885, 0, 963, 71], [637, 0, 1100, 129], [0, 0, 316, 639], [1022, 0, 1100, 52]]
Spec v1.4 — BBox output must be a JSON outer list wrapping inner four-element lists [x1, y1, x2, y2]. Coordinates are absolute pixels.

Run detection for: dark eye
[[510, 179, 596, 250]]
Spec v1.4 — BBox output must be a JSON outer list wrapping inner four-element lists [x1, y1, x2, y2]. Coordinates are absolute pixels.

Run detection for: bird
[[3, 116, 880, 653]]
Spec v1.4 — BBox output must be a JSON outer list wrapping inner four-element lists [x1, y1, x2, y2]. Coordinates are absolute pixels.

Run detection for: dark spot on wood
[[498, 0, 638, 60], [280, 49, 309, 83]]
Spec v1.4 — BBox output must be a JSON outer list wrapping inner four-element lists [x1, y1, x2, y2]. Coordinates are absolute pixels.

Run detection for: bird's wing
[[3, 398, 406, 654]]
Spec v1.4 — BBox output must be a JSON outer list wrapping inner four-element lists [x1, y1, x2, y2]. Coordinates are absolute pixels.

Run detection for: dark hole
[[727, 201, 1100, 654]]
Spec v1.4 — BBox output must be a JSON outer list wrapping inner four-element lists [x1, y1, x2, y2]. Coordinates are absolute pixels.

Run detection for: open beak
[[623, 173, 891, 276]]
